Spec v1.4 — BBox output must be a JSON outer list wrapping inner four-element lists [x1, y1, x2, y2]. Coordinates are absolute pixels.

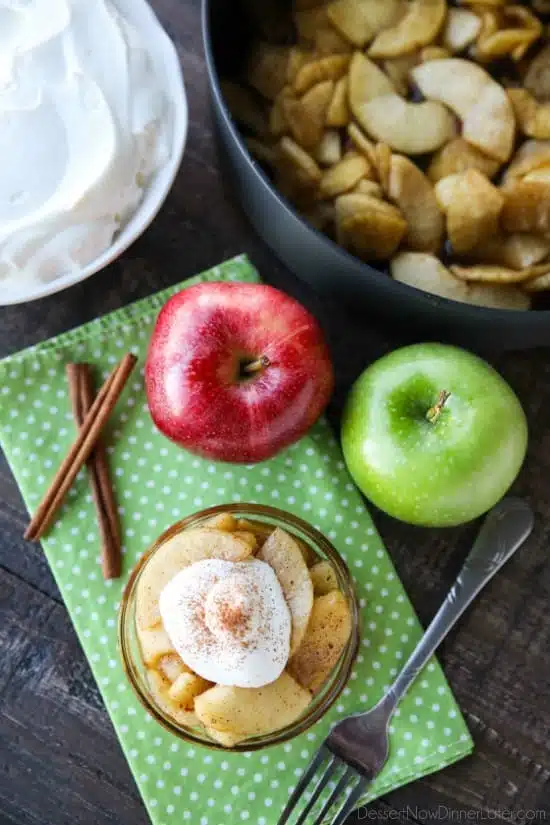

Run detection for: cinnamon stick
[[79, 366, 121, 550], [24, 353, 137, 541], [67, 363, 121, 580]]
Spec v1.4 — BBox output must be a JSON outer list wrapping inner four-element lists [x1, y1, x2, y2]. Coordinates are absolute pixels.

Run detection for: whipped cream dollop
[[159, 559, 292, 688], [0, 0, 171, 288]]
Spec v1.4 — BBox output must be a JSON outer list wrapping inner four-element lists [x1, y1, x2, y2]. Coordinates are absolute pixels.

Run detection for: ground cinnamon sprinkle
[[160, 558, 291, 687], [218, 600, 249, 635]]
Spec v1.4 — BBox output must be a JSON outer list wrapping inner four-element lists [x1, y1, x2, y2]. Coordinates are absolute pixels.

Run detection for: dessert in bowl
[[119, 504, 359, 750], [203, 0, 550, 349]]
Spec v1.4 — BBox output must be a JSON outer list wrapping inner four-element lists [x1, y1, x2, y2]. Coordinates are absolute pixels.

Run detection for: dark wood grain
[[0, 1, 549, 823]]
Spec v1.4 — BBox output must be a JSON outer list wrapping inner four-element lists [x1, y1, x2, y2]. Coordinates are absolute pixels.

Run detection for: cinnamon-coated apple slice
[[195, 671, 311, 746], [146, 669, 200, 727], [157, 652, 189, 682], [202, 512, 240, 531], [168, 672, 212, 708], [136, 529, 253, 630], [288, 590, 352, 692], [257, 528, 314, 655], [230, 531, 258, 551], [137, 622, 175, 666], [309, 560, 339, 595], [202, 513, 258, 550]]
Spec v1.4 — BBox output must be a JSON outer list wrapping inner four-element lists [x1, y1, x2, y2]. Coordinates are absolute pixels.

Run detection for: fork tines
[[276, 746, 368, 825]]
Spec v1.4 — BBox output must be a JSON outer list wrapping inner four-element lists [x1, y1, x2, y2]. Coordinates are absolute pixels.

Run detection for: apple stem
[[426, 390, 451, 424], [242, 355, 270, 375]]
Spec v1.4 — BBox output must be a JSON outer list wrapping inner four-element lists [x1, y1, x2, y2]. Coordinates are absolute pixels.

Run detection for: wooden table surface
[[1, 1, 549, 823]]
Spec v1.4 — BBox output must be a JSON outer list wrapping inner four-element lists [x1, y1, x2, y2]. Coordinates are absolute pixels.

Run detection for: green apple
[[341, 343, 528, 527]]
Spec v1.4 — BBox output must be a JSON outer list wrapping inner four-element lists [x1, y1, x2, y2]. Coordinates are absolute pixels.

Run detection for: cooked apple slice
[[348, 53, 455, 155], [309, 560, 339, 595], [411, 59, 515, 162], [315, 130, 342, 166], [505, 139, 550, 182], [146, 669, 200, 727], [168, 673, 212, 708], [501, 180, 550, 234], [327, 0, 403, 48], [137, 623, 175, 666], [204, 514, 267, 547], [158, 652, 189, 682], [231, 530, 258, 550], [286, 47, 313, 86], [442, 8, 481, 53], [288, 591, 352, 693], [475, 7, 541, 63], [277, 136, 322, 193], [353, 179, 384, 198], [335, 193, 407, 260], [391, 252, 531, 310], [444, 170, 504, 255], [368, 0, 446, 58], [195, 671, 311, 746], [508, 88, 550, 140], [427, 137, 501, 184], [326, 77, 349, 128], [314, 23, 352, 56], [136, 529, 253, 630], [202, 512, 239, 532], [525, 168, 550, 184], [421, 47, 452, 63], [236, 517, 256, 531], [319, 152, 371, 199], [293, 54, 350, 95], [467, 234, 550, 270], [388, 154, 444, 252], [434, 173, 460, 212], [347, 123, 377, 166], [524, 271, 550, 292], [374, 142, 392, 194], [204, 729, 242, 748], [201, 514, 258, 550], [450, 263, 548, 285], [282, 80, 333, 149], [525, 45, 550, 102], [257, 527, 314, 655], [236, 518, 273, 550]]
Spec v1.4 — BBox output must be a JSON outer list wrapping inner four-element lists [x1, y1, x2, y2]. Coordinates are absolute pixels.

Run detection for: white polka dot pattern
[[0, 257, 472, 825]]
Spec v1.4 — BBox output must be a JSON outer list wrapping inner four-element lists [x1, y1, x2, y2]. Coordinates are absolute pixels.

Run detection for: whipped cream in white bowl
[[0, 0, 187, 305]]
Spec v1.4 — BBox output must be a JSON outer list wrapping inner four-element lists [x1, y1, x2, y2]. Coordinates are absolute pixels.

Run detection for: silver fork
[[277, 497, 534, 825]]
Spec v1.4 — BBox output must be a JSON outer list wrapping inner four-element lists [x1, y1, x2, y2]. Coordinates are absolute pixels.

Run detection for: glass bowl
[[118, 503, 360, 751]]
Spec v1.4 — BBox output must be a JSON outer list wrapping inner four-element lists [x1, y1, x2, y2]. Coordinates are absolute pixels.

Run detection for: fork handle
[[381, 498, 534, 713]]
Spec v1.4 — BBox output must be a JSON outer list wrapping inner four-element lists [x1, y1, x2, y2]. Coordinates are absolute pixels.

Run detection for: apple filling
[[135, 512, 352, 746]]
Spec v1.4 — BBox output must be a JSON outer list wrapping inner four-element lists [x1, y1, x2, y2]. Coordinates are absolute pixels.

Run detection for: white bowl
[[1, 0, 188, 306]]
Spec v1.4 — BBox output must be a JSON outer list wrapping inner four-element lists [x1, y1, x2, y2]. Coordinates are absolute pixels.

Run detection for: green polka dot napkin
[[0, 255, 472, 825]]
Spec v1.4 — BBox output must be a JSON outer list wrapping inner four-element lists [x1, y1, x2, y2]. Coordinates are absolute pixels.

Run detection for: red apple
[[145, 282, 334, 462]]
